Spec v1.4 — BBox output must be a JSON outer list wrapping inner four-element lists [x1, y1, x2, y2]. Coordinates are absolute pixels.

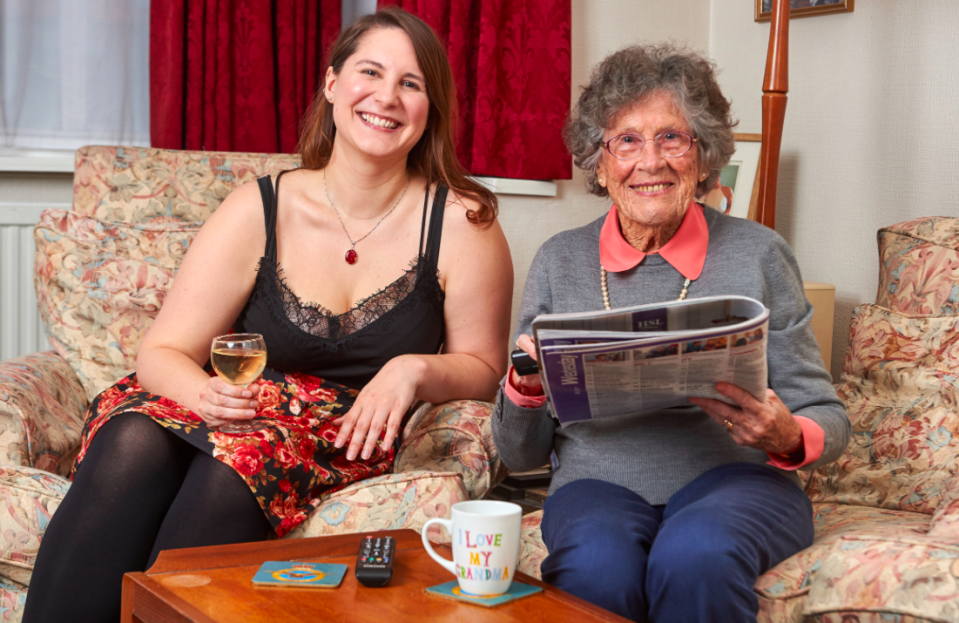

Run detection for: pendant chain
[[323, 169, 410, 264], [601, 267, 692, 310]]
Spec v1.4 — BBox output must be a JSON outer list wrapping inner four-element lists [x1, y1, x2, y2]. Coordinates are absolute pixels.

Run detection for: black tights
[[22, 413, 273, 623]]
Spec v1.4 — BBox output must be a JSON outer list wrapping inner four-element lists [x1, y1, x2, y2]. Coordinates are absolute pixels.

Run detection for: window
[[0, 0, 150, 152]]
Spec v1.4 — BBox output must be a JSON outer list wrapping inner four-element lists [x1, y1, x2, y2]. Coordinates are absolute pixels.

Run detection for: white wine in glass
[[210, 333, 268, 434]]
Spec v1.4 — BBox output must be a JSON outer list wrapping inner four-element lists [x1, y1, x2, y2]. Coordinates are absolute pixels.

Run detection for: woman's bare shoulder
[[440, 186, 499, 237], [203, 178, 268, 231], [438, 185, 511, 273]]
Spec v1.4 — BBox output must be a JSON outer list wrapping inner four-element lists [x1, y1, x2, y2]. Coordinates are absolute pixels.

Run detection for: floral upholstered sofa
[[517, 216, 959, 623], [0, 146, 506, 620]]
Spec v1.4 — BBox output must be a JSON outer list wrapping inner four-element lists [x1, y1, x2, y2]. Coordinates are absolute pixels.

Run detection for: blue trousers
[[540, 463, 814, 623]]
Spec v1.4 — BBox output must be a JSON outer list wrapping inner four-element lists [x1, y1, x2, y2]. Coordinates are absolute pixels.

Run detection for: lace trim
[[253, 256, 445, 351]]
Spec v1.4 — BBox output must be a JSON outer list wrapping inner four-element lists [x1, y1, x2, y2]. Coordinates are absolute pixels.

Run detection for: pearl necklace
[[601, 267, 692, 310], [323, 170, 410, 265]]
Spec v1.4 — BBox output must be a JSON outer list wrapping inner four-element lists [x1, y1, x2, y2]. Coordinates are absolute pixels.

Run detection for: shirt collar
[[599, 202, 708, 280]]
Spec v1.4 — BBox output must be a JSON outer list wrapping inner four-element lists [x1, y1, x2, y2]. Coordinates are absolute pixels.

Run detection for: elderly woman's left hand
[[689, 382, 802, 455]]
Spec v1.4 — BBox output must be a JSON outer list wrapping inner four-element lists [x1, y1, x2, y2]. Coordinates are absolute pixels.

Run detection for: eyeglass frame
[[603, 130, 699, 160]]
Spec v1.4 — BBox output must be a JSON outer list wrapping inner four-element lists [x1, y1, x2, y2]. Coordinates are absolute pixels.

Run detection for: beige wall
[[710, 0, 959, 378], [497, 0, 711, 336]]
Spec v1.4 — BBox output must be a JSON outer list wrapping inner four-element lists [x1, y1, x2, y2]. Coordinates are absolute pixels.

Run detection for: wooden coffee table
[[121, 529, 628, 622]]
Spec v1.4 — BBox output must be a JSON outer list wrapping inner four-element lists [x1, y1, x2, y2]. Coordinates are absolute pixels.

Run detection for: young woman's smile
[[325, 27, 430, 162]]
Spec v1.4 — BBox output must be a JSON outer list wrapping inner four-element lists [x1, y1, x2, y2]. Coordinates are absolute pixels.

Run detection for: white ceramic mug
[[421, 500, 523, 596]]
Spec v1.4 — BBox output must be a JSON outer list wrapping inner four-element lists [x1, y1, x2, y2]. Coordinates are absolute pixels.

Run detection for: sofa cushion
[[803, 534, 959, 623], [756, 503, 930, 602], [0, 467, 71, 588], [72, 146, 299, 225], [517, 509, 546, 580], [0, 352, 87, 475], [805, 305, 959, 513], [876, 217, 959, 316], [281, 471, 468, 543], [0, 577, 26, 622], [34, 210, 201, 401]]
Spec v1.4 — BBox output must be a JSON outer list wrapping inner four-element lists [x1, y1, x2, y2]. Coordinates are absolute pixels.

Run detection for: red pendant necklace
[[323, 170, 410, 264]]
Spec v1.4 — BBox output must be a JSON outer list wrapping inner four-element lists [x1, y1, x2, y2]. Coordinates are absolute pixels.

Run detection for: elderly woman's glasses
[[604, 131, 698, 160]]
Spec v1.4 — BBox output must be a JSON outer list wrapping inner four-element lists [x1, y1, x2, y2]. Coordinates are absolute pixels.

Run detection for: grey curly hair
[[564, 43, 737, 198]]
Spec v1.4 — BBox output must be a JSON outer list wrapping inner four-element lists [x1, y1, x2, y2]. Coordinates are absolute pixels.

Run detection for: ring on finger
[[724, 419, 733, 432]]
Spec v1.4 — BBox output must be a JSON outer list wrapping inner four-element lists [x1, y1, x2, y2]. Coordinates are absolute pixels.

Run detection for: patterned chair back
[[36, 146, 300, 401], [805, 218, 959, 515], [72, 145, 300, 224], [875, 217, 959, 316]]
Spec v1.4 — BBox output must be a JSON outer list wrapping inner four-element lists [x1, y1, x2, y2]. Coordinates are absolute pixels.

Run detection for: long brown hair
[[297, 7, 497, 226]]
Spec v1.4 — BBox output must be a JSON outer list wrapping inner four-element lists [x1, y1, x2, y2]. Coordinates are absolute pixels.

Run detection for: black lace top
[[232, 173, 447, 389]]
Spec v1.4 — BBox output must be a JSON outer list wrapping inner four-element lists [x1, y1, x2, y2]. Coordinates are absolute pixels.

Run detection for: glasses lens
[[608, 134, 644, 159], [656, 132, 692, 157]]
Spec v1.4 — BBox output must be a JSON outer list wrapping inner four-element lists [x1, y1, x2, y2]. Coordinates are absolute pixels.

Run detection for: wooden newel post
[[757, 0, 789, 230]]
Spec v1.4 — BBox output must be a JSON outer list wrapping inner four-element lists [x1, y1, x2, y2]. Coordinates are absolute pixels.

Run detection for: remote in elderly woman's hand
[[510, 334, 544, 395], [688, 382, 803, 455]]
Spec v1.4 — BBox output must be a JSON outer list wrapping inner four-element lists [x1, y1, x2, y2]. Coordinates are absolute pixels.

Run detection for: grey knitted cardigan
[[492, 207, 851, 503]]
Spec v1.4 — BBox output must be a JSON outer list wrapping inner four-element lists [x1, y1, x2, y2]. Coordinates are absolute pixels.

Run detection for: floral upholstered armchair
[[0, 146, 505, 620], [517, 217, 959, 623]]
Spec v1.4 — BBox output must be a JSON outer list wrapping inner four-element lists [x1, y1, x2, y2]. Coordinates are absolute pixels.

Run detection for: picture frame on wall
[[755, 0, 854, 22], [696, 134, 761, 221]]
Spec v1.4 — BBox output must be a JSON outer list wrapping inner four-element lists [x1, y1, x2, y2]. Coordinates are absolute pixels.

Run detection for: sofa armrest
[[394, 400, 507, 500], [803, 534, 959, 621], [0, 352, 87, 476], [928, 478, 959, 539]]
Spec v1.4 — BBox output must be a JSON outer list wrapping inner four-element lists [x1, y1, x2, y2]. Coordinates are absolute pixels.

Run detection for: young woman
[[24, 8, 512, 622]]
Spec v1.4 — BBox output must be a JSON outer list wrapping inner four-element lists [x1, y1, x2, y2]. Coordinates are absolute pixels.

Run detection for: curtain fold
[[379, 0, 571, 180], [150, 0, 341, 153]]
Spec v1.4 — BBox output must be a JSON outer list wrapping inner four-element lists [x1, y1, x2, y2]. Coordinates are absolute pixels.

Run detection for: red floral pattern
[[72, 367, 388, 538]]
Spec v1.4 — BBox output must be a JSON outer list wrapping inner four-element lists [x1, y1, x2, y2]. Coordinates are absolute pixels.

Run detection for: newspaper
[[532, 296, 769, 427]]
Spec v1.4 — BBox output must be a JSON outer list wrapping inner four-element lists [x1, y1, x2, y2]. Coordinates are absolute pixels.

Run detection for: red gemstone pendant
[[345, 249, 358, 264]]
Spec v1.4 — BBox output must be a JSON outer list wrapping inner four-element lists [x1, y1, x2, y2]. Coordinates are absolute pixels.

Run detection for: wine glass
[[210, 333, 268, 434]]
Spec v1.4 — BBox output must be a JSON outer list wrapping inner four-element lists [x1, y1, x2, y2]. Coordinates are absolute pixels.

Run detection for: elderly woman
[[492, 44, 850, 622]]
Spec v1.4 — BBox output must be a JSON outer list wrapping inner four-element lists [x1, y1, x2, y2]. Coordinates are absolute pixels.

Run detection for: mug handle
[[421, 518, 455, 575]]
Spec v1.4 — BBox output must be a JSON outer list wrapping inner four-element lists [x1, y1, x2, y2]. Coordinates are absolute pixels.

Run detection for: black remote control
[[511, 349, 539, 376], [355, 535, 395, 587]]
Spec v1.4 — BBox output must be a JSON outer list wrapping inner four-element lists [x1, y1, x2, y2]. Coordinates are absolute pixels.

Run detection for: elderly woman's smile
[[597, 91, 703, 252]]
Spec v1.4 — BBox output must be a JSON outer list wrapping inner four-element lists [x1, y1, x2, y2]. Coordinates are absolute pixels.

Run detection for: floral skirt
[[73, 367, 396, 537]]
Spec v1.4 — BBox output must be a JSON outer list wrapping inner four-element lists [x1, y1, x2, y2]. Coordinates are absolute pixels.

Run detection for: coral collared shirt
[[505, 203, 824, 469], [600, 202, 708, 278]]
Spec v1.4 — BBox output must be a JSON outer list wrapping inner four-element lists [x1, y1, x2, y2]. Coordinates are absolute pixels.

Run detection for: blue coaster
[[425, 580, 543, 607], [252, 561, 347, 589]]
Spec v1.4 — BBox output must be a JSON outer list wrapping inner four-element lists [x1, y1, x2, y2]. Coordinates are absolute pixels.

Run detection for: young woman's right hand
[[511, 334, 544, 395], [196, 377, 261, 428]]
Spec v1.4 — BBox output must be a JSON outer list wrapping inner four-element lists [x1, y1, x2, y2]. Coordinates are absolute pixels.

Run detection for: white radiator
[[0, 203, 61, 361]]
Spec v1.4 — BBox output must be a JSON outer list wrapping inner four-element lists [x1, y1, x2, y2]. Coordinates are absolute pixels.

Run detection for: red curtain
[[150, 0, 341, 153], [378, 0, 571, 180]]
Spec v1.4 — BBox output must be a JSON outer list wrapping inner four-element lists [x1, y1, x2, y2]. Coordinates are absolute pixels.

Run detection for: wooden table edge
[[123, 572, 217, 623], [123, 529, 631, 623]]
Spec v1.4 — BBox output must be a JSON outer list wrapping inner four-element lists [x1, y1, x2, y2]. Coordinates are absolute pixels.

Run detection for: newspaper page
[[532, 296, 769, 426]]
